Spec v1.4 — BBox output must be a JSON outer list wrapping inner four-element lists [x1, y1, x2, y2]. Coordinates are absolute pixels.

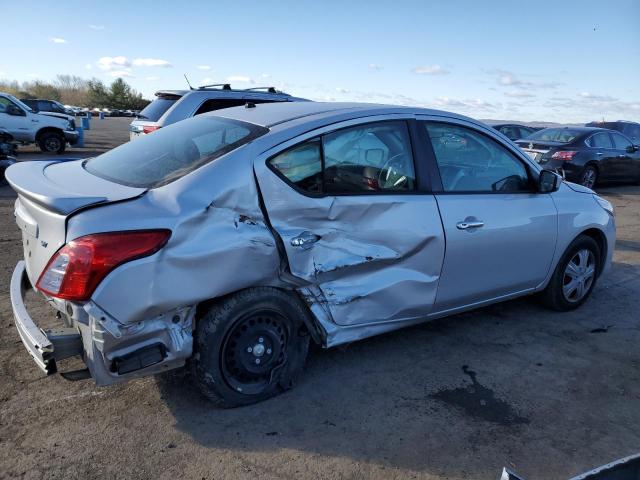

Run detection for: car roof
[[207, 101, 476, 128]]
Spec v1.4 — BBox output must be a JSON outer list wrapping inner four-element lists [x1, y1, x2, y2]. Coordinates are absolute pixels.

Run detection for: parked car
[[0, 93, 78, 153], [586, 120, 640, 143], [21, 98, 74, 117], [517, 126, 640, 188], [0, 129, 17, 183], [490, 123, 541, 141], [129, 84, 309, 140], [8, 102, 615, 407]]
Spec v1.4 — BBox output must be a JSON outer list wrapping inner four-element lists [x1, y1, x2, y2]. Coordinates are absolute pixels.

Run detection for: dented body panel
[[6, 102, 616, 386]]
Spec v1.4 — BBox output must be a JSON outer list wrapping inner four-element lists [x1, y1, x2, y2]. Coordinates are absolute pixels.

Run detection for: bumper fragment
[[10, 261, 82, 375]]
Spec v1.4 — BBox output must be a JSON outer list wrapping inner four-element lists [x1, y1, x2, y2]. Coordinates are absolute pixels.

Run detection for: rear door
[[417, 117, 558, 313], [587, 132, 618, 180], [254, 116, 446, 326]]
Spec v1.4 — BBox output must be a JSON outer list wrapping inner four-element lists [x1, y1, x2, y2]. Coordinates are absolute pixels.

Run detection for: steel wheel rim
[[45, 137, 61, 152], [582, 169, 596, 188], [562, 248, 596, 302], [220, 310, 288, 395]]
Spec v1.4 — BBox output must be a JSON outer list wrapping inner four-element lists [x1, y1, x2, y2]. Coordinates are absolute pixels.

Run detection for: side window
[[518, 127, 534, 139], [269, 139, 322, 194], [194, 99, 248, 116], [424, 122, 531, 193], [323, 121, 415, 193], [588, 132, 613, 149], [499, 126, 519, 140], [611, 132, 632, 150], [38, 101, 51, 111]]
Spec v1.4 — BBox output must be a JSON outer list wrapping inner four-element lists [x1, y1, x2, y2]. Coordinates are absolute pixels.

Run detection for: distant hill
[[480, 119, 584, 128]]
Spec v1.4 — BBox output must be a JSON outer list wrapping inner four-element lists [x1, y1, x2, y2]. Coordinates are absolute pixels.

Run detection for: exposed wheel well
[[579, 228, 607, 274]]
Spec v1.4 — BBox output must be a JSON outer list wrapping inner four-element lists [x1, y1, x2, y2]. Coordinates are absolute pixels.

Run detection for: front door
[[0, 97, 30, 141], [418, 119, 558, 313], [610, 132, 640, 180], [254, 118, 446, 326]]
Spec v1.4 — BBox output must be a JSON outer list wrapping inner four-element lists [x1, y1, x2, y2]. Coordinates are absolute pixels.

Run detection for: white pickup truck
[[0, 93, 79, 154]]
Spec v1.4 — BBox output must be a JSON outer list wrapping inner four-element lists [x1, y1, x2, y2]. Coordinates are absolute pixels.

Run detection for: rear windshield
[[84, 116, 268, 188], [138, 95, 181, 121], [526, 128, 582, 143]]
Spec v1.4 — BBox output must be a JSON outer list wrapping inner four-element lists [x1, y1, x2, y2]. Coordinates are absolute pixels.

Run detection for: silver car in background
[[129, 84, 309, 140], [8, 102, 615, 407]]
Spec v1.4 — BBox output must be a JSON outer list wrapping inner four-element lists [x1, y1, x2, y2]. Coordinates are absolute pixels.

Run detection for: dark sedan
[[516, 127, 640, 188], [491, 123, 541, 141]]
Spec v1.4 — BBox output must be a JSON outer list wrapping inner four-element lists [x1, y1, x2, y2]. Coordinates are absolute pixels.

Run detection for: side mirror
[[539, 169, 562, 193], [626, 145, 638, 153], [5, 104, 26, 117]]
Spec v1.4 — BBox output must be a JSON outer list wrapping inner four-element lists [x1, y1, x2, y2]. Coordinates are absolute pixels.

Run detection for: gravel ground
[[0, 119, 639, 479]]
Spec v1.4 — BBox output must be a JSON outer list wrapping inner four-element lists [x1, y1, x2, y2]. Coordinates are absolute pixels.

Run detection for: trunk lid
[[6, 160, 145, 284]]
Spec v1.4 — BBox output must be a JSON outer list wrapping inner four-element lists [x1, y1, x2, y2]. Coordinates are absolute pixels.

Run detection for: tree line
[[0, 75, 150, 110]]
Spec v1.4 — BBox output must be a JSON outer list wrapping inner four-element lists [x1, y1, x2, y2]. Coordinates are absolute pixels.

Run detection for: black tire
[[579, 165, 598, 189], [540, 235, 601, 311], [38, 131, 66, 154], [193, 287, 311, 407]]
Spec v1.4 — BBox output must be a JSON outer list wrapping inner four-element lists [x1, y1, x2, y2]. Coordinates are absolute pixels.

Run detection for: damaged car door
[[254, 118, 446, 327]]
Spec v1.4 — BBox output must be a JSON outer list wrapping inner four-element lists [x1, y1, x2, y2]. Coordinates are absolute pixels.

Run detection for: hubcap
[[45, 137, 61, 152], [562, 248, 596, 302], [581, 169, 596, 188], [221, 311, 287, 395]]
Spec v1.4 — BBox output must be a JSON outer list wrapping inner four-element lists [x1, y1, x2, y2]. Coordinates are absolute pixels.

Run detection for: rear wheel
[[579, 165, 598, 189], [193, 288, 310, 407], [38, 131, 66, 154], [540, 235, 601, 311]]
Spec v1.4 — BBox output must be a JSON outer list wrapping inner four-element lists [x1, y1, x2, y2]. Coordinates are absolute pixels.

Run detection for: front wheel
[[579, 165, 598, 189], [540, 235, 601, 311], [38, 131, 66, 154], [193, 288, 310, 407]]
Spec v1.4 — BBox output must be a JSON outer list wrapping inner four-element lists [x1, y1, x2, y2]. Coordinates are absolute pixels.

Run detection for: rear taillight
[[551, 150, 578, 161], [36, 230, 171, 301], [142, 125, 161, 134]]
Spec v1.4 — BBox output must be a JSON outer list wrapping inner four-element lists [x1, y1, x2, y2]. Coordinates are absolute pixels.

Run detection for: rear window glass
[[84, 116, 268, 188], [138, 96, 181, 121], [527, 128, 582, 143]]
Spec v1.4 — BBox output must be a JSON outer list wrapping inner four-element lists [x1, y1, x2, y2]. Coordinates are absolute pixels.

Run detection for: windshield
[[526, 128, 582, 143], [138, 95, 181, 121], [84, 115, 268, 188]]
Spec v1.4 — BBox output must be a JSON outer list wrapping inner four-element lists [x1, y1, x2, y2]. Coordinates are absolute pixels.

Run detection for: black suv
[[585, 120, 640, 143], [20, 99, 72, 116]]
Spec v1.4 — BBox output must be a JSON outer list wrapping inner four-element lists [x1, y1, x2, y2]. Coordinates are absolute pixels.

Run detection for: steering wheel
[[378, 153, 409, 189]]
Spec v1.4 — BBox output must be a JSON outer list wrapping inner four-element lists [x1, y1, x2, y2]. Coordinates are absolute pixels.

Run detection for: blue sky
[[2, 0, 639, 122]]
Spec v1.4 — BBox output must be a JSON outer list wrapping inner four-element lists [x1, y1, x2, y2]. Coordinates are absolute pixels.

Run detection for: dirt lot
[[1, 119, 639, 479]]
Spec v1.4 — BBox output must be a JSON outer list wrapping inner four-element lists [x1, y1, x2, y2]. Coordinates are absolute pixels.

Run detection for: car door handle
[[595, 152, 603, 155], [456, 221, 484, 230], [291, 231, 320, 247]]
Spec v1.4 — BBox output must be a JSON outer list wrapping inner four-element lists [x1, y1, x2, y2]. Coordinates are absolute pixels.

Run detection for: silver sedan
[[7, 102, 616, 406]]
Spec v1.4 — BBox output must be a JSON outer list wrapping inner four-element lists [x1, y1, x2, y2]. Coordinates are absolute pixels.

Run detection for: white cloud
[[335, 87, 350, 93], [50, 37, 67, 44], [488, 69, 562, 90], [132, 58, 172, 68], [89, 24, 105, 30], [578, 92, 617, 102], [227, 75, 254, 84], [85, 63, 93, 70], [261, 73, 272, 79], [98, 56, 131, 70], [146, 76, 159, 81], [504, 90, 535, 98], [200, 77, 215, 86], [196, 65, 211, 70], [107, 70, 134, 78], [412, 64, 450, 75], [368, 63, 383, 71], [26, 73, 38, 78]]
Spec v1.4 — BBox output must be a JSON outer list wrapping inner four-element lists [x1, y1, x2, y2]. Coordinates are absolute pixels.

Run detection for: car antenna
[[184, 74, 194, 90]]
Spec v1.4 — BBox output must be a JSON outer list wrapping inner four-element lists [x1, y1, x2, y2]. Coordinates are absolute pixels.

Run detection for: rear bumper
[[10, 260, 193, 384], [10, 261, 82, 374]]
